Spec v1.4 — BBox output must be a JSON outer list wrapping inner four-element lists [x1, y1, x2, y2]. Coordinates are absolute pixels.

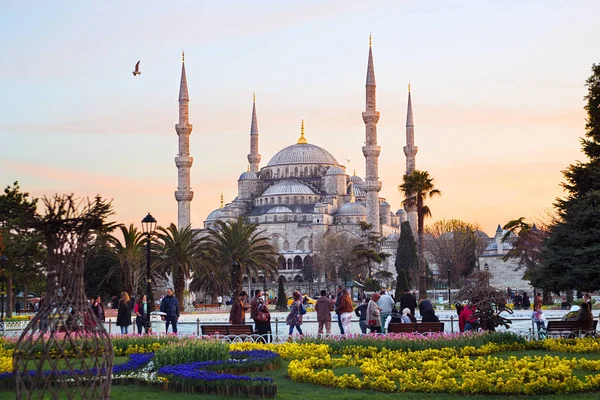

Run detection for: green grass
[[2, 351, 599, 399], [21, 356, 128, 371]]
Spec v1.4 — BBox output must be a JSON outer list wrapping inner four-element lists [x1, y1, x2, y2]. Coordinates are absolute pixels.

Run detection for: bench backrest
[[201, 324, 253, 336], [388, 322, 444, 334], [547, 320, 597, 331], [227, 325, 254, 335]]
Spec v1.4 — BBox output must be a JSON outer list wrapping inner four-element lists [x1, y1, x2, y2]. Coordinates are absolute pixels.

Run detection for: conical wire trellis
[[14, 195, 114, 400]]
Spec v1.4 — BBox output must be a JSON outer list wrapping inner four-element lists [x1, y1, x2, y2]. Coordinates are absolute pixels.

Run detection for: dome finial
[[350, 183, 356, 202], [369, 33, 372, 47], [353, 169, 356, 176], [408, 81, 411, 93], [247, 164, 250, 172], [220, 192, 224, 209], [297, 119, 308, 144], [253, 92, 256, 103], [182, 49, 185, 63]]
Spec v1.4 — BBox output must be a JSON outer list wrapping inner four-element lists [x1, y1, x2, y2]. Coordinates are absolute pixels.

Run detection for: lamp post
[[141, 213, 157, 308], [484, 263, 490, 287], [0, 256, 7, 322], [447, 263, 451, 305]]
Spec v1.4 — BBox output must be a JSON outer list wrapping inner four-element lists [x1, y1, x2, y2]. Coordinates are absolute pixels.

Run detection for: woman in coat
[[286, 291, 304, 336], [116, 291, 132, 335], [337, 288, 354, 335], [229, 291, 249, 325], [134, 294, 149, 334], [366, 292, 382, 333]]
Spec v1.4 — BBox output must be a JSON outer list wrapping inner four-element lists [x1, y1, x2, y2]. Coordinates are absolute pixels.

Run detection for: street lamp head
[[141, 212, 157, 236], [484, 263, 489, 271]]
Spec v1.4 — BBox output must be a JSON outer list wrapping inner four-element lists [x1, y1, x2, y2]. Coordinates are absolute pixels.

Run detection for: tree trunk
[[417, 202, 427, 300], [6, 274, 12, 319], [174, 269, 185, 312], [566, 290, 574, 304]]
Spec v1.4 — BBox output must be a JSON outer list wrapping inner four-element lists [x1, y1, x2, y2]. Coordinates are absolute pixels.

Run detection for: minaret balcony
[[175, 124, 193, 135], [403, 146, 418, 157], [362, 145, 381, 157], [175, 191, 194, 201], [363, 181, 382, 192], [361, 111, 380, 124], [175, 156, 194, 168]]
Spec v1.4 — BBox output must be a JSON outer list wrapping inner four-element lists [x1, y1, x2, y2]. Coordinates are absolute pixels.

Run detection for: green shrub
[[153, 339, 229, 369]]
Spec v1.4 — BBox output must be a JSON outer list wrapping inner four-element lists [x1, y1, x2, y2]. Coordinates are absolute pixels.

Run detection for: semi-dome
[[380, 200, 390, 206], [263, 181, 315, 196], [349, 174, 363, 184], [267, 206, 293, 214], [396, 209, 406, 215], [239, 171, 258, 180], [206, 208, 225, 221], [326, 166, 345, 176], [352, 185, 367, 197], [337, 202, 367, 216], [266, 143, 339, 167]]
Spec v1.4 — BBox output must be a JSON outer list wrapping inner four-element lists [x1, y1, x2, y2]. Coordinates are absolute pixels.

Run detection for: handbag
[[256, 311, 269, 322], [300, 303, 307, 315], [368, 319, 378, 326]]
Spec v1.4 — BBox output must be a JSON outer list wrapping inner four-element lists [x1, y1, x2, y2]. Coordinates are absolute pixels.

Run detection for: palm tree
[[204, 217, 278, 298], [399, 170, 441, 299], [107, 224, 145, 295], [154, 223, 203, 308]]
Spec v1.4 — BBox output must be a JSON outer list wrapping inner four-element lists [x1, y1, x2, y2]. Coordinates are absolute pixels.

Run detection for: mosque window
[[284, 197, 288, 204], [283, 240, 289, 251], [346, 217, 350, 223], [293, 215, 297, 221], [302, 215, 306, 222], [276, 168, 280, 177], [294, 167, 298, 176], [287, 259, 293, 269], [278, 256, 286, 270], [278, 196, 282, 204], [293, 256, 303, 270], [274, 215, 278, 222], [285, 167, 289, 176], [300, 196, 304, 204], [304, 167, 308, 176], [270, 198, 274, 204]]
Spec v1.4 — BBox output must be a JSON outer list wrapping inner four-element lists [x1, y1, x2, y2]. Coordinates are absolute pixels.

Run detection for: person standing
[[250, 289, 262, 324], [217, 295, 223, 305], [354, 298, 368, 334], [315, 290, 333, 337], [91, 296, 105, 323], [334, 284, 345, 335], [366, 293, 382, 333], [286, 291, 304, 337], [229, 291, 249, 325], [400, 289, 417, 316], [116, 291, 132, 335], [337, 288, 354, 335], [160, 288, 180, 334], [134, 294, 149, 335], [522, 292, 531, 310], [377, 290, 395, 332], [251, 289, 269, 339]]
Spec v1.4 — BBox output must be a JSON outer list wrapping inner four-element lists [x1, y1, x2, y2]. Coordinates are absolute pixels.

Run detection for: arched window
[[285, 167, 289, 176], [278, 256, 286, 271], [287, 259, 293, 270], [283, 240, 289, 251], [276, 168, 280, 177], [293, 215, 297, 221], [294, 275, 303, 283], [294, 167, 298, 176], [274, 215, 278, 222], [284, 197, 288, 204], [297, 239, 305, 251], [300, 196, 304, 204], [278, 196, 282, 204], [293, 256, 303, 270], [304, 167, 308, 176], [270, 198, 274, 204]]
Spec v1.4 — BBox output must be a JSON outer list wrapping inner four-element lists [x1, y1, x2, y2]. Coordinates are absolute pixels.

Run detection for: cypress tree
[[394, 221, 418, 299]]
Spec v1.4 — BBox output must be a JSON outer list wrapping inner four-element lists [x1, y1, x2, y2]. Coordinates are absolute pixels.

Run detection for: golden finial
[[350, 183, 356, 202], [247, 164, 250, 172], [297, 119, 308, 144], [408, 81, 411, 93], [369, 33, 372, 47], [253, 92, 256, 103], [182, 49, 185, 62], [353, 169, 356, 176], [220, 192, 224, 208]]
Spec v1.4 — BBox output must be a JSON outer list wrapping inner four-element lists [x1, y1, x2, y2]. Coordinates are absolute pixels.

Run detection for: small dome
[[337, 202, 367, 216], [239, 171, 258, 180], [326, 166, 345, 176], [380, 201, 390, 207], [352, 185, 367, 197], [206, 208, 225, 221], [267, 206, 293, 214], [349, 174, 364, 184], [263, 181, 315, 196], [396, 209, 406, 215]]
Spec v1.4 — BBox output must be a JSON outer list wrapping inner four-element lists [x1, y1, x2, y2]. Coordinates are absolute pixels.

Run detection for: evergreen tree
[[276, 276, 288, 311], [541, 63, 600, 292], [394, 221, 418, 299], [352, 222, 390, 279]]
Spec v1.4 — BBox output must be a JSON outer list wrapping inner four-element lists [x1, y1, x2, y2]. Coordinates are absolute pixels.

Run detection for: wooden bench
[[194, 303, 222, 310], [388, 322, 445, 334], [201, 324, 254, 340], [545, 320, 598, 337]]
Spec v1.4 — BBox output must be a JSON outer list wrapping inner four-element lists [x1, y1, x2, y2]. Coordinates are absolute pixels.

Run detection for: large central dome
[[267, 143, 339, 167]]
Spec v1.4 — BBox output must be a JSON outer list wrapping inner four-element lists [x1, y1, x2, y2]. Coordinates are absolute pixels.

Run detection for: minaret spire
[[362, 35, 381, 234], [403, 83, 419, 235], [175, 52, 194, 229], [247, 93, 261, 173]]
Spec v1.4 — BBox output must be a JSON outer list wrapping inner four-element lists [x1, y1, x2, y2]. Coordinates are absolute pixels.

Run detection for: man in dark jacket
[[160, 288, 180, 334], [400, 289, 417, 316]]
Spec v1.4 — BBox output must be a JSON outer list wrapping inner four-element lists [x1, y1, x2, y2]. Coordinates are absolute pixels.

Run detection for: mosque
[[172, 40, 417, 285]]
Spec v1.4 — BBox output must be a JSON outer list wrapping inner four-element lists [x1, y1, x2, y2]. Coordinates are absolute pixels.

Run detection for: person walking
[[337, 288, 354, 335], [366, 293, 382, 333], [315, 290, 333, 337], [334, 284, 345, 335], [286, 291, 304, 337], [116, 291, 132, 335], [354, 298, 368, 334], [160, 288, 180, 334], [522, 292, 531, 310], [229, 291, 249, 325], [400, 289, 417, 316], [377, 290, 395, 332], [134, 294, 149, 335], [534, 293, 542, 311]]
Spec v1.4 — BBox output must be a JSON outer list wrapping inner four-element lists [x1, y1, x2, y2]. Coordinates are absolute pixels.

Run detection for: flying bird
[[132, 61, 141, 76], [345, 159, 352, 163]]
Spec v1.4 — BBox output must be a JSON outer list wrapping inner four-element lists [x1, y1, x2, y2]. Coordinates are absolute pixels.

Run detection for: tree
[[542, 63, 600, 292], [107, 224, 146, 295], [0, 182, 45, 317], [313, 233, 361, 283], [203, 217, 278, 298], [394, 221, 417, 299], [352, 221, 390, 279], [425, 219, 480, 287], [398, 170, 441, 299], [154, 223, 203, 308]]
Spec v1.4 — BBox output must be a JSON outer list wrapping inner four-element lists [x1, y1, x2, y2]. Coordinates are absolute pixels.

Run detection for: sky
[[1, 0, 599, 237]]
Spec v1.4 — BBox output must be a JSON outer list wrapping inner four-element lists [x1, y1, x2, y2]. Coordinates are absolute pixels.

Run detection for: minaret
[[403, 83, 418, 233], [174, 51, 194, 229], [247, 93, 261, 173], [362, 35, 381, 234]]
